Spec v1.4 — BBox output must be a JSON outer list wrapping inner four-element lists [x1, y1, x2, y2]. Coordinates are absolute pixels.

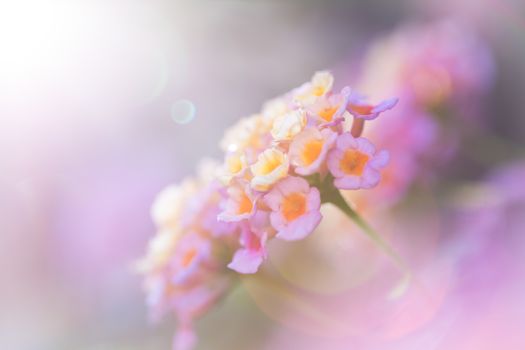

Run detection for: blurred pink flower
[[344, 20, 494, 208], [169, 232, 213, 285], [173, 324, 196, 350], [139, 176, 238, 350]]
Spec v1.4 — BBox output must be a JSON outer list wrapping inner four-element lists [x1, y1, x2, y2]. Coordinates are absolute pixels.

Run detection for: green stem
[[320, 179, 413, 295]]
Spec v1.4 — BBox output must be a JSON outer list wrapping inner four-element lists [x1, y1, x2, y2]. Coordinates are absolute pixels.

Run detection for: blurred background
[[1, 0, 524, 349]]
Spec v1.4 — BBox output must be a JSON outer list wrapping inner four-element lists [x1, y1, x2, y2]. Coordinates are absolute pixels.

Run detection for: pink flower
[[184, 181, 236, 238], [347, 93, 398, 120], [136, 229, 180, 273], [143, 270, 225, 324], [327, 133, 389, 190], [308, 87, 351, 127], [169, 232, 212, 285], [263, 176, 322, 241], [170, 280, 231, 349], [228, 222, 268, 274], [199, 202, 238, 238], [151, 179, 197, 230], [218, 183, 257, 222], [289, 127, 337, 176]]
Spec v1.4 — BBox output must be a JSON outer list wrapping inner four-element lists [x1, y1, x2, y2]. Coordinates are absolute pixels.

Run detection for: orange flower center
[[181, 248, 197, 268], [301, 139, 323, 166], [238, 192, 253, 215], [350, 104, 373, 115], [318, 106, 338, 122], [340, 150, 369, 176], [282, 193, 307, 222]]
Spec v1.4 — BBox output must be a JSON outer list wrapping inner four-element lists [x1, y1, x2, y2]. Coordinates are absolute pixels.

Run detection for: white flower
[[136, 228, 180, 272], [250, 148, 290, 191], [271, 109, 307, 141], [293, 71, 334, 105], [151, 179, 197, 229]]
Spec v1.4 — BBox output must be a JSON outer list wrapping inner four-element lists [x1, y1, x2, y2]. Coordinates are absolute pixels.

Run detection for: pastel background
[[1, 1, 524, 349]]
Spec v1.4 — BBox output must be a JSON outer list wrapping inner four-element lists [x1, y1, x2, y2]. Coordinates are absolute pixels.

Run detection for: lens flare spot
[[171, 99, 196, 125]]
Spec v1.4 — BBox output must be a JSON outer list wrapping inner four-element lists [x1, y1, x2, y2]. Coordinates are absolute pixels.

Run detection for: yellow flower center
[[340, 150, 369, 176], [301, 139, 323, 166], [181, 248, 197, 267], [227, 155, 243, 174], [260, 156, 282, 175], [282, 193, 307, 222], [318, 106, 338, 122], [312, 86, 325, 97], [237, 192, 253, 215]]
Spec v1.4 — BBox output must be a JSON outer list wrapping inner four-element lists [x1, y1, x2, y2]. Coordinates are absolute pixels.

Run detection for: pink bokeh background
[[1, 1, 524, 349]]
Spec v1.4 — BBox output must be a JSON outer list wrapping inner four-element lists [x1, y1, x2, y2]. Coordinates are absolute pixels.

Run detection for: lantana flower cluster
[[138, 71, 397, 350]]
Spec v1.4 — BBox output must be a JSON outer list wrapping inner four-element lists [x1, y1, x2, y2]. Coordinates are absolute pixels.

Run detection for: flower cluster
[[346, 20, 494, 209], [138, 71, 397, 349], [216, 71, 395, 272]]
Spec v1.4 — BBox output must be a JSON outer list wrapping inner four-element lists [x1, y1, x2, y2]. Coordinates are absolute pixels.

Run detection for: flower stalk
[[320, 174, 412, 291]]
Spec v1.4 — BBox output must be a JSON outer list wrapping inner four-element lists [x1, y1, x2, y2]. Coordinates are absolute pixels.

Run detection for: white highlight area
[[0, 1, 81, 83], [0, 0, 185, 164]]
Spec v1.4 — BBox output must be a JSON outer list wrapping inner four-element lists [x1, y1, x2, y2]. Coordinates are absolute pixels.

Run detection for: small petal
[[334, 176, 361, 190], [361, 168, 381, 188], [369, 150, 390, 168], [356, 137, 376, 155], [228, 227, 267, 274], [348, 94, 398, 120], [228, 249, 264, 274], [275, 200, 322, 241], [336, 132, 358, 149]]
